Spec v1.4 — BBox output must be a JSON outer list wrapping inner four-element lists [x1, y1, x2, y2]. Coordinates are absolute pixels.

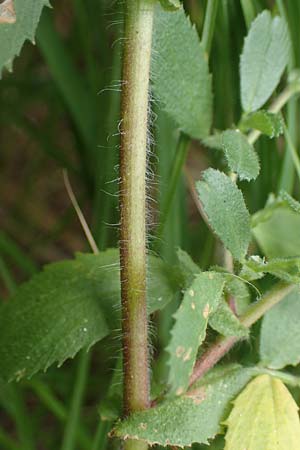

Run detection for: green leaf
[[113, 365, 254, 447], [260, 288, 300, 369], [279, 190, 300, 214], [167, 272, 224, 395], [202, 132, 223, 151], [252, 206, 300, 258], [240, 10, 290, 112], [0, 0, 49, 74], [221, 129, 260, 181], [224, 276, 250, 315], [224, 374, 300, 450], [0, 250, 179, 381], [176, 248, 201, 288], [159, 0, 181, 11], [243, 255, 300, 283], [209, 299, 249, 338], [196, 169, 251, 260], [152, 5, 212, 139], [241, 110, 284, 137]]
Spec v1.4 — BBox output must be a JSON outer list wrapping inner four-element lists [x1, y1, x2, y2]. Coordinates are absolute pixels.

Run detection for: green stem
[[253, 367, 300, 387], [189, 282, 294, 386], [201, 0, 219, 56], [281, 121, 300, 184], [120, 0, 154, 448], [91, 421, 111, 450], [61, 351, 91, 450]]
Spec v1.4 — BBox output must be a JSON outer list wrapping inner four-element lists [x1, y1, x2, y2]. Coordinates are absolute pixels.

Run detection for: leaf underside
[[240, 10, 290, 112], [224, 374, 300, 450]]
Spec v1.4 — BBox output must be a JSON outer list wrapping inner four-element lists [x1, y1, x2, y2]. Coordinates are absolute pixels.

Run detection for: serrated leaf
[[176, 248, 201, 288], [221, 129, 260, 181], [0, 250, 179, 381], [224, 374, 300, 450], [202, 133, 223, 151], [260, 288, 300, 369], [209, 299, 249, 338], [159, 0, 181, 11], [0, 0, 50, 74], [113, 365, 254, 447], [167, 272, 224, 395], [224, 276, 250, 315], [252, 206, 300, 258], [240, 10, 290, 112], [196, 169, 251, 260], [152, 5, 212, 139], [279, 190, 300, 214], [243, 255, 300, 283], [241, 110, 284, 137]]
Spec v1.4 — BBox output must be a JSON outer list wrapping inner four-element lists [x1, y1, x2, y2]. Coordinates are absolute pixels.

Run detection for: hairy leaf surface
[[114, 365, 253, 447], [196, 169, 251, 260], [240, 11, 290, 112], [209, 299, 249, 338], [152, 5, 212, 139], [0, 0, 49, 74], [260, 288, 300, 369], [167, 272, 224, 395], [243, 255, 300, 283], [0, 250, 179, 381], [221, 129, 260, 181], [224, 374, 300, 450], [241, 110, 283, 137]]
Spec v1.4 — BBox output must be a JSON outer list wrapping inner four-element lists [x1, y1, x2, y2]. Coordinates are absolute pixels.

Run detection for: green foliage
[[0, 0, 49, 74], [240, 10, 290, 112], [176, 247, 201, 288], [167, 272, 224, 395], [240, 110, 284, 137], [196, 169, 251, 260], [252, 206, 300, 257], [221, 129, 260, 181], [243, 255, 300, 283], [260, 289, 300, 369], [152, 5, 212, 139], [209, 299, 249, 338], [224, 375, 300, 450], [113, 365, 253, 447], [0, 250, 179, 381], [159, 0, 181, 11]]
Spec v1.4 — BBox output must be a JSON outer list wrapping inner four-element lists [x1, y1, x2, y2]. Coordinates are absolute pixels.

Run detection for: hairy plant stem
[[189, 282, 295, 387], [119, 1, 154, 444]]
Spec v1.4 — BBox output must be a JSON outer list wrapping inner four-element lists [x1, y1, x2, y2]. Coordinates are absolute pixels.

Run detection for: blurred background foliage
[[0, 0, 300, 448]]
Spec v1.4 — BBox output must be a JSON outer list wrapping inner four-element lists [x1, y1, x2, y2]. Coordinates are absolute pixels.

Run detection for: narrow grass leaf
[[224, 374, 300, 450], [240, 10, 290, 112], [221, 129, 260, 181], [260, 288, 300, 369], [0, 0, 49, 74], [196, 169, 251, 261], [167, 272, 224, 395], [113, 365, 253, 447], [152, 5, 212, 139]]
